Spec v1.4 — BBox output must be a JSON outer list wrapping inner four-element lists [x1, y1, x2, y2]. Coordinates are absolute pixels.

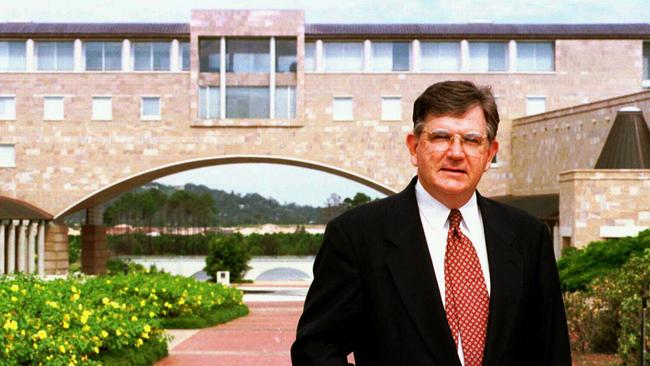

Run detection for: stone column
[[6, 220, 17, 274], [38, 220, 45, 276], [28, 221, 38, 274], [170, 39, 180, 72], [315, 40, 323, 72], [122, 39, 131, 72], [74, 39, 83, 72], [26, 39, 35, 72], [17, 220, 28, 272], [0, 221, 6, 274], [81, 207, 109, 275], [363, 40, 372, 72], [44, 221, 69, 275], [460, 40, 470, 72], [508, 40, 517, 72], [411, 40, 420, 72]]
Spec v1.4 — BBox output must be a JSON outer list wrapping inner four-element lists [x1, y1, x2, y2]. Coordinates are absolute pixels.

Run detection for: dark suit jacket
[[291, 177, 571, 366]]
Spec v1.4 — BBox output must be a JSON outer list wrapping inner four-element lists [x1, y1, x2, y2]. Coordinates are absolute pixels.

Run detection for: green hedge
[[103, 231, 323, 257], [557, 230, 650, 292], [0, 271, 247, 365]]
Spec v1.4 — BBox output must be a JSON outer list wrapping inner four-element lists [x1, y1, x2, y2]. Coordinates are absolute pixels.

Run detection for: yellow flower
[[10, 285, 19, 292], [115, 328, 122, 336], [71, 286, 78, 293], [59, 345, 66, 353], [71, 293, 80, 302], [135, 338, 144, 347], [93, 346, 99, 354], [141, 331, 149, 339], [100, 330, 109, 338], [3, 319, 18, 331], [82, 325, 90, 332], [131, 315, 138, 321], [149, 312, 155, 318], [140, 300, 146, 307], [10, 297, 17, 302], [102, 297, 110, 305], [143, 324, 151, 333], [37, 330, 47, 340]]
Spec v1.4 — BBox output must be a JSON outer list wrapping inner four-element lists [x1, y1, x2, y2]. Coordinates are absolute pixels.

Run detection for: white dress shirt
[[415, 180, 491, 365]]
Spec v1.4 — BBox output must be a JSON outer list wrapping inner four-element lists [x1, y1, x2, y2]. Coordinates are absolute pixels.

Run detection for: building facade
[[0, 10, 650, 273]]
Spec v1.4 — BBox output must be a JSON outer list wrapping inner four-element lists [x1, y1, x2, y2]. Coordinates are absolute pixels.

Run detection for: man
[[291, 81, 571, 366]]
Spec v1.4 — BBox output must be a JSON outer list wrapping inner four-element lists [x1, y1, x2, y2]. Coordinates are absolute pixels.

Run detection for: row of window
[[305, 40, 554, 72], [0, 96, 161, 120], [330, 95, 547, 121], [0, 40, 190, 72], [0, 93, 548, 122], [644, 42, 650, 81], [199, 38, 297, 73], [199, 86, 296, 119], [0, 87, 298, 121]]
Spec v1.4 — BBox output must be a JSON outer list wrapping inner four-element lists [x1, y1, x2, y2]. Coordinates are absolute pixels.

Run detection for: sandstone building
[[0, 10, 649, 274]]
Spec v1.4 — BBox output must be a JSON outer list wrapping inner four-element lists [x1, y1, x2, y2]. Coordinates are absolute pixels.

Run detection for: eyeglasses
[[421, 129, 489, 156]]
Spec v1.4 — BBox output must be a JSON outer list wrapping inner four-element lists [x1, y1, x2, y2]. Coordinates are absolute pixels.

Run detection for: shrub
[[0, 272, 247, 365], [204, 233, 251, 283], [557, 231, 650, 292], [597, 249, 650, 365]]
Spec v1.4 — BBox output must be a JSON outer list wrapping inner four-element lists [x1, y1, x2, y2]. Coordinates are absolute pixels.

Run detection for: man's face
[[406, 104, 499, 208]]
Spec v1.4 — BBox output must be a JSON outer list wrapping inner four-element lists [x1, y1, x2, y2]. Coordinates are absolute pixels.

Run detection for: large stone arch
[[56, 154, 398, 219], [59, 155, 398, 275]]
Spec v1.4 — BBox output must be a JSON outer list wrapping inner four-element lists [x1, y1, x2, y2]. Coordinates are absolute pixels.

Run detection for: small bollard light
[[217, 271, 230, 286]]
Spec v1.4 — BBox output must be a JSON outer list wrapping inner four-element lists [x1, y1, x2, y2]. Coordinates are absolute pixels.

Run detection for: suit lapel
[[478, 194, 523, 366], [385, 179, 461, 366]]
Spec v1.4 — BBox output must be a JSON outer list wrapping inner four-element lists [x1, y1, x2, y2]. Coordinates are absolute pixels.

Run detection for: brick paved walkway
[[156, 301, 304, 366]]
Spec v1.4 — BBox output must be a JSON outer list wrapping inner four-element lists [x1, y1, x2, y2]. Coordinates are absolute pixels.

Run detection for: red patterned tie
[[444, 209, 490, 366]]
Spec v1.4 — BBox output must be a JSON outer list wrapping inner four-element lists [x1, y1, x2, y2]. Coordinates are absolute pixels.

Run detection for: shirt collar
[[415, 179, 482, 235]]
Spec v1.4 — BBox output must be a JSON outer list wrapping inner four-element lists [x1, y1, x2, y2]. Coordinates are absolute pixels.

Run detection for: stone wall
[[559, 169, 650, 248]]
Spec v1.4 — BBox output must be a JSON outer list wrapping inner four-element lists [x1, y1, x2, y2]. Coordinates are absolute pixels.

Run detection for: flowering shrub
[[0, 272, 246, 365]]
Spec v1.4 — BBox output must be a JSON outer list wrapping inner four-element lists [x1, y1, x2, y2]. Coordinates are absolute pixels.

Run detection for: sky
[[4, 0, 648, 206]]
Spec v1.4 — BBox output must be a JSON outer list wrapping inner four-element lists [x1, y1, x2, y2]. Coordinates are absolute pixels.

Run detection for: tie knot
[[448, 209, 463, 230]]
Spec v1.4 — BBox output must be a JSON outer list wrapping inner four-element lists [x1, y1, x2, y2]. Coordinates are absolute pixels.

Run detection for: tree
[[204, 233, 251, 283], [343, 192, 372, 208]]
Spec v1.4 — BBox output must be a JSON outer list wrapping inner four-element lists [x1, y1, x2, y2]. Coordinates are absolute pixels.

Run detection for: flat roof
[[0, 22, 649, 39]]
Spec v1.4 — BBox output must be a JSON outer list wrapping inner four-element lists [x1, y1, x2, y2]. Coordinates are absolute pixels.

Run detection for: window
[[180, 42, 190, 71], [381, 97, 401, 121], [226, 87, 269, 118], [332, 97, 353, 121], [92, 97, 112, 120], [226, 39, 269, 73], [323, 42, 363, 72], [0, 144, 15, 168], [305, 42, 316, 72], [276, 39, 297, 72], [133, 42, 170, 71], [0, 96, 16, 120], [469, 42, 508, 71], [373, 42, 410, 72], [526, 96, 546, 116], [199, 86, 220, 119], [518, 42, 554, 72], [141, 97, 160, 120], [420, 42, 460, 72], [0, 41, 26, 71], [43, 97, 64, 120], [643, 42, 650, 80], [85, 42, 121, 71], [36, 41, 74, 71], [199, 39, 220, 72], [275, 86, 296, 119]]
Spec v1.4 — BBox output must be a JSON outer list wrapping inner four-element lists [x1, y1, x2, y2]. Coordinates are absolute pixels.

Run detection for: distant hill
[[64, 182, 368, 226], [181, 183, 323, 225]]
